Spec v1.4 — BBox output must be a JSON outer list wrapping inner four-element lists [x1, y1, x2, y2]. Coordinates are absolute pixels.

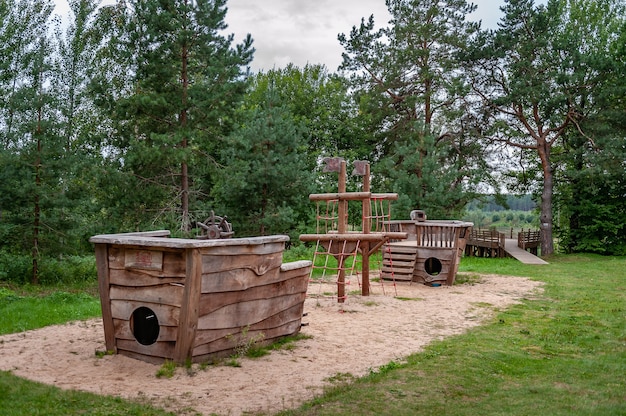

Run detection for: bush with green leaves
[[0, 251, 96, 285]]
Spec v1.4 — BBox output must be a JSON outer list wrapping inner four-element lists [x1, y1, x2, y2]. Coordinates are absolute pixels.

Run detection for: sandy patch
[[0, 274, 542, 415]]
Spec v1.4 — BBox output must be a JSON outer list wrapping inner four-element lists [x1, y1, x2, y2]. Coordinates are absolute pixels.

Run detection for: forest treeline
[[1, 0, 625, 283]]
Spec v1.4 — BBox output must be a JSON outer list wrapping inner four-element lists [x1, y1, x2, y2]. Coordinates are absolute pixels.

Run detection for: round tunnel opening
[[130, 306, 160, 345], [424, 257, 442, 276]]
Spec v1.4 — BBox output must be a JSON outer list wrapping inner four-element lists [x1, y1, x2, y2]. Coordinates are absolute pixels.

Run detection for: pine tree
[[338, 0, 486, 218], [213, 89, 313, 238], [96, 0, 254, 232], [0, 0, 66, 282]]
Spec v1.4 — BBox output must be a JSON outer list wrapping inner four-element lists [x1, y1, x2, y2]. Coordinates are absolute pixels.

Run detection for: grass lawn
[[277, 254, 626, 416], [0, 253, 624, 415]]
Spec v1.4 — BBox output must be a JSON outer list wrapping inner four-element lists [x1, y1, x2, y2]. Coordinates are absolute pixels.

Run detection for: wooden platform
[[503, 239, 548, 265]]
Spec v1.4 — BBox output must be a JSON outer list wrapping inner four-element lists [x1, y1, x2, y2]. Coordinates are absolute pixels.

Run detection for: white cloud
[[52, 0, 547, 73]]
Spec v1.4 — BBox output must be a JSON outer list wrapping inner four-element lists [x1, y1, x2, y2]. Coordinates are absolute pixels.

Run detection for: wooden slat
[[113, 318, 178, 342], [89, 233, 289, 249], [382, 259, 415, 268], [381, 263, 414, 271], [115, 349, 170, 365], [197, 293, 306, 330], [109, 269, 185, 287], [382, 252, 416, 261], [279, 260, 312, 276], [198, 241, 286, 256], [382, 243, 419, 252], [201, 266, 281, 293], [109, 284, 184, 307], [108, 248, 186, 276], [198, 274, 309, 316], [201, 251, 283, 276], [192, 319, 303, 359], [380, 269, 413, 281], [116, 339, 175, 360], [110, 300, 180, 326], [194, 302, 305, 346]]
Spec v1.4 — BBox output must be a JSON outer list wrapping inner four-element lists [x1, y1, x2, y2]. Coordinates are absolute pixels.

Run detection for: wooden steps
[[381, 244, 417, 281]]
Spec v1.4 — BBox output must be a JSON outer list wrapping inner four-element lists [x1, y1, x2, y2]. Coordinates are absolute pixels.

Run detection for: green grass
[[274, 254, 626, 415], [0, 287, 101, 335], [0, 371, 175, 415], [0, 254, 624, 415]]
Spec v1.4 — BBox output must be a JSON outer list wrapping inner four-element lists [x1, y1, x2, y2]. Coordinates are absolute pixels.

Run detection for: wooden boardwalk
[[503, 239, 549, 265]]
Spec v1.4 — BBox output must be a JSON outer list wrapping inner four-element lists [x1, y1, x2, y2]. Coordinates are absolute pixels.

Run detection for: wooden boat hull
[[91, 231, 311, 364]]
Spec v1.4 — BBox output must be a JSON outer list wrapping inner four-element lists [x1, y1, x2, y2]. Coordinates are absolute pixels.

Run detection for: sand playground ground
[[0, 274, 542, 415]]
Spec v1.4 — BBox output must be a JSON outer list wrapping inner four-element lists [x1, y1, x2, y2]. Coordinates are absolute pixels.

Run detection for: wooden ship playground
[[90, 157, 545, 364]]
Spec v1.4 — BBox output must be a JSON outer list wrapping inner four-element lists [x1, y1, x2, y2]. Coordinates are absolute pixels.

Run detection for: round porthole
[[130, 306, 160, 345], [424, 257, 442, 276]]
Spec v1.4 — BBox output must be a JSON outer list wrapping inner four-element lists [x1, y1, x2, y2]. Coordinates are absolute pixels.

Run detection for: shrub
[[0, 251, 32, 284], [0, 251, 96, 285]]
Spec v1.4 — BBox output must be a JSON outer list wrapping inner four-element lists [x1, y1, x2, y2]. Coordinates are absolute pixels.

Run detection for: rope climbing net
[[307, 197, 399, 302]]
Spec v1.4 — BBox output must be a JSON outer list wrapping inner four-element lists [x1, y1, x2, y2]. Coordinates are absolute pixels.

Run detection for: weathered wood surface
[[116, 339, 175, 361], [299, 232, 407, 242], [174, 248, 203, 362], [379, 220, 472, 285], [381, 244, 417, 281], [197, 293, 305, 330], [114, 318, 178, 342], [384, 220, 472, 246], [198, 273, 309, 316], [111, 300, 180, 326], [95, 244, 115, 352], [201, 250, 283, 276], [194, 302, 306, 347], [108, 247, 186, 278], [90, 232, 289, 249], [504, 239, 549, 265], [92, 230, 311, 364], [109, 270, 185, 287], [110, 284, 184, 307], [192, 319, 303, 360]]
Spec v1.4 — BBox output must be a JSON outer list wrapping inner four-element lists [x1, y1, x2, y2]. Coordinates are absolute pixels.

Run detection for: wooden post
[[361, 163, 371, 296], [174, 248, 202, 363], [336, 161, 347, 302], [95, 244, 116, 353]]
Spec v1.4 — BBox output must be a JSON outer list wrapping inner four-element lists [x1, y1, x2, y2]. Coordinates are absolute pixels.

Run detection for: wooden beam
[[174, 248, 202, 363], [309, 192, 371, 201], [95, 244, 116, 353], [370, 193, 399, 200], [299, 232, 407, 242]]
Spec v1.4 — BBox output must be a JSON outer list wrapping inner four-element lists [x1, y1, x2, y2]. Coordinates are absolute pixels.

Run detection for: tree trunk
[[180, 41, 190, 232], [32, 108, 42, 285], [181, 160, 189, 231], [538, 139, 554, 256]]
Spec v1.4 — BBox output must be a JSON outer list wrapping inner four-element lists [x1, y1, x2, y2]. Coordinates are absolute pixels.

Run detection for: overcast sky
[[53, 0, 546, 73]]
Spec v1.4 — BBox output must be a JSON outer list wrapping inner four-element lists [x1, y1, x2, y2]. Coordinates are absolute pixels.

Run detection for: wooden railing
[[517, 229, 541, 255], [465, 229, 506, 258]]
